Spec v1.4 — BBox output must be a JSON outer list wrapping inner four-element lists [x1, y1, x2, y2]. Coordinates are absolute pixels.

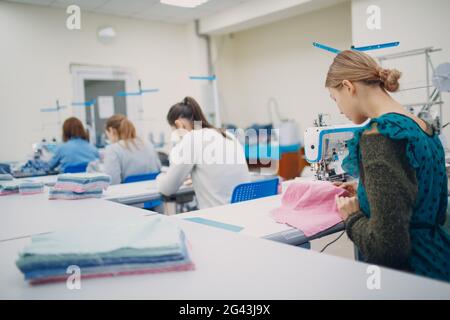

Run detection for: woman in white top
[[157, 97, 250, 209], [103, 114, 161, 185]]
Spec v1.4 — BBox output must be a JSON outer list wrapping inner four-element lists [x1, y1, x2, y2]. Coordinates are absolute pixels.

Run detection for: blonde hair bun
[[325, 50, 402, 93], [378, 68, 402, 92]]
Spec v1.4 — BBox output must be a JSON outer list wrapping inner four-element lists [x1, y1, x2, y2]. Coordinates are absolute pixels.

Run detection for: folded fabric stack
[[49, 173, 111, 200], [0, 173, 13, 181], [1, 178, 45, 196], [0, 180, 20, 196], [16, 216, 195, 285], [19, 181, 45, 195]]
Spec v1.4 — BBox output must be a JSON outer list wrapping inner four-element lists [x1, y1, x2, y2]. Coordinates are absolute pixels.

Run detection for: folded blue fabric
[[23, 239, 190, 280], [18, 240, 187, 272], [0, 180, 20, 193], [48, 189, 103, 199], [0, 174, 13, 181], [24, 257, 193, 280], [20, 159, 50, 175], [16, 216, 191, 282], [19, 216, 182, 255], [19, 181, 45, 195], [57, 173, 111, 184]]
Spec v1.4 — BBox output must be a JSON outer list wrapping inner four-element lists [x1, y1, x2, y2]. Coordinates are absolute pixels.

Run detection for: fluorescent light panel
[[160, 0, 210, 8]]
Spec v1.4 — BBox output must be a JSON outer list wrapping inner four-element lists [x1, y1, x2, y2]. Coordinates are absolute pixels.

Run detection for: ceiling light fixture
[[160, 0, 210, 8]]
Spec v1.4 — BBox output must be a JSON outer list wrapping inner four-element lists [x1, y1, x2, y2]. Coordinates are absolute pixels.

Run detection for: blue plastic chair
[[123, 172, 162, 210], [231, 178, 279, 204], [123, 172, 160, 184], [230, 178, 310, 249], [64, 163, 88, 173]]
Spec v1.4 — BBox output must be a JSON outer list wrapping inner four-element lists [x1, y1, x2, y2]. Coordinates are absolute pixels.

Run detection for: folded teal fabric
[[0, 180, 20, 195], [57, 173, 111, 185], [49, 173, 111, 200], [23, 237, 191, 280], [48, 189, 103, 199], [25, 257, 194, 282], [19, 181, 45, 195], [0, 174, 13, 181], [19, 216, 182, 256], [17, 246, 183, 271], [16, 216, 194, 284]]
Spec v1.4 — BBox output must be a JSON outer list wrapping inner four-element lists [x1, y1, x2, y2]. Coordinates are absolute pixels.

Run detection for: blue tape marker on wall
[[314, 41, 400, 55], [40, 100, 67, 113], [117, 91, 140, 97], [312, 42, 341, 54], [140, 88, 160, 94], [351, 41, 400, 51], [71, 99, 96, 107], [189, 75, 216, 81], [184, 217, 244, 233], [117, 89, 159, 97]]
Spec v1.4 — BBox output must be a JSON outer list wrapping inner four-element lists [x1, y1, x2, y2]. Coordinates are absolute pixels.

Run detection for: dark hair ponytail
[[167, 96, 226, 138]]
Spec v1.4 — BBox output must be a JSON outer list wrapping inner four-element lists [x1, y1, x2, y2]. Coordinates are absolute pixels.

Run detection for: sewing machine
[[32, 140, 58, 162], [304, 124, 363, 182]]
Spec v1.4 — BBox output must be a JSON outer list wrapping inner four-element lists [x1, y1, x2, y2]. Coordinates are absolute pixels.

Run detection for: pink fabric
[[29, 262, 196, 285], [271, 181, 348, 237], [53, 182, 109, 193], [19, 191, 44, 196], [0, 191, 19, 196]]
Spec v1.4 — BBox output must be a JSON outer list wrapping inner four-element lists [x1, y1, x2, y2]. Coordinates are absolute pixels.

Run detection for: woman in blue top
[[48, 117, 99, 172], [327, 50, 449, 282]]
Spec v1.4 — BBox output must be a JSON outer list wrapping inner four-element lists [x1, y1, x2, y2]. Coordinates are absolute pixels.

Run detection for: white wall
[[0, 2, 210, 162], [200, 0, 346, 34], [352, 0, 450, 143], [213, 1, 352, 137]]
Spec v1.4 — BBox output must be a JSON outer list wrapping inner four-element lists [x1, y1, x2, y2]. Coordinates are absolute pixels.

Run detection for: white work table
[[101, 173, 273, 206], [16, 173, 274, 207], [103, 180, 194, 206], [176, 179, 344, 246], [0, 192, 153, 242], [1, 174, 278, 242], [0, 215, 449, 300], [15, 175, 195, 207]]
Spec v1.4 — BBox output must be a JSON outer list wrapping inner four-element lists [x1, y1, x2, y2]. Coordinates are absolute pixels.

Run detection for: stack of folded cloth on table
[[16, 216, 195, 285], [19, 181, 45, 195], [0, 175, 45, 196], [0, 180, 19, 196], [49, 173, 111, 200], [0, 174, 13, 181]]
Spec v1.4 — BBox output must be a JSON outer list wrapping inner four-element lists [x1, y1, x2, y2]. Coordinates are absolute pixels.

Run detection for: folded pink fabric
[[52, 182, 109, 193], [29, 262, 196, 285], [271, 181, 349, 237]]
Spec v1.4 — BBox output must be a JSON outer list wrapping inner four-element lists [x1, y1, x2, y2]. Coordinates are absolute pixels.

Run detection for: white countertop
[[1, 214, 449, 300], [175, 177, 329, 242], [177, 195, 291, 238], [0, 192, 152, 241]]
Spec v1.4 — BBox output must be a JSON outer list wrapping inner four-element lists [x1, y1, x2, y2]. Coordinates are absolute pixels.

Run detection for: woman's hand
[[335, 195, 360, 221], [333, 180, 358, 197]]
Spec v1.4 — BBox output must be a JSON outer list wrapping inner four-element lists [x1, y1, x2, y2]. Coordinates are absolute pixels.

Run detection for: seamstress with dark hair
[[156, 97, 250, 209]]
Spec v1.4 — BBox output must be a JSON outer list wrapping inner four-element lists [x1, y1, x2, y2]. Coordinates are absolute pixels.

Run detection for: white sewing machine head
[[304, 124, 363, 181]]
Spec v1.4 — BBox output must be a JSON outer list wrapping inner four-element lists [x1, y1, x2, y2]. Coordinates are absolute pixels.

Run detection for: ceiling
[[4, 0, 255, 24]]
